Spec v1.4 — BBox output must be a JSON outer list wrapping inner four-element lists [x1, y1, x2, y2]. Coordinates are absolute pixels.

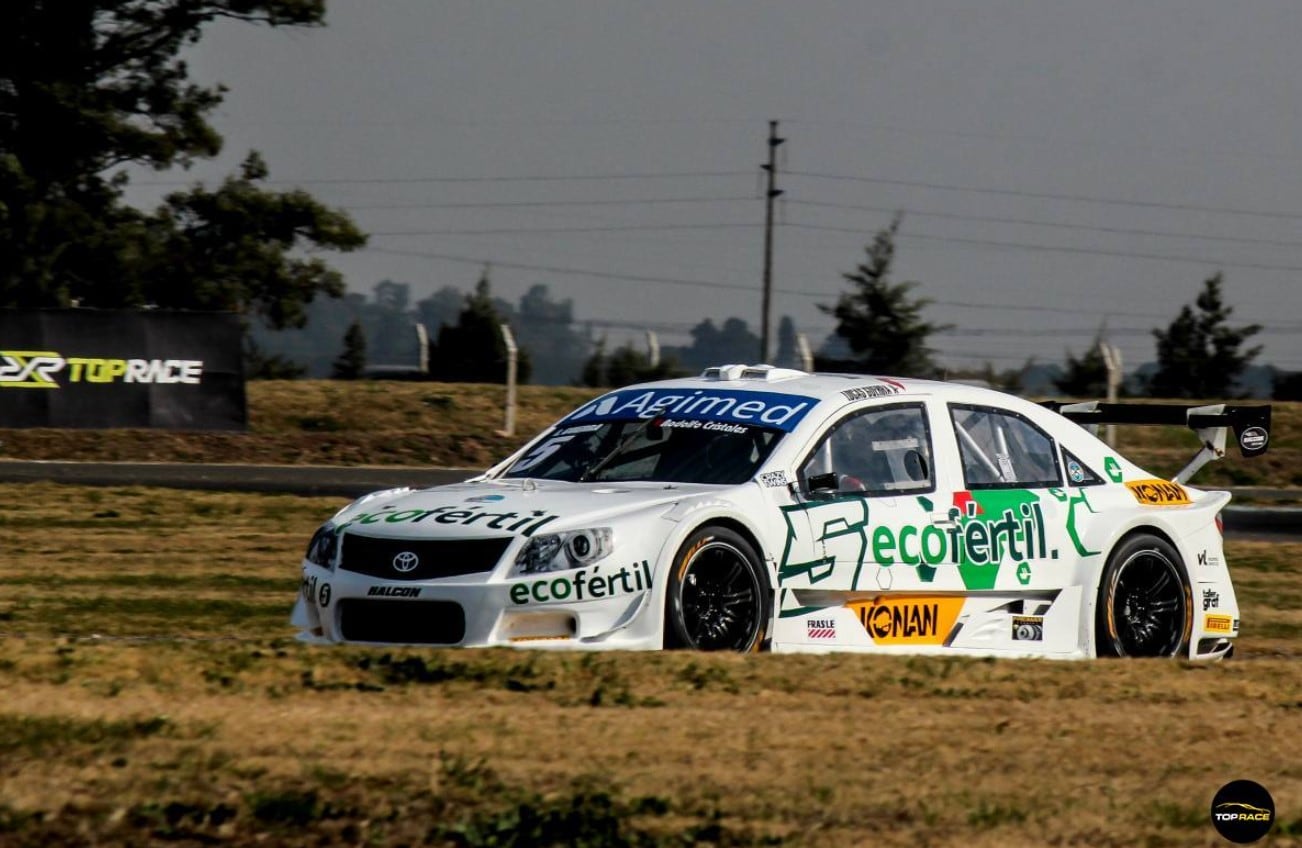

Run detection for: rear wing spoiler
[[1040, 401, 1271, 484]]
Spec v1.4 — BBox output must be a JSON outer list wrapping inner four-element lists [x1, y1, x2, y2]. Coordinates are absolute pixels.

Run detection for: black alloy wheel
[[1096, 533, 1192, 658], [665, 526, 771, 652]]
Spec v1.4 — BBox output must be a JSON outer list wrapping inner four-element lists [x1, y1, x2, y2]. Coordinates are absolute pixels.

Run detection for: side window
[[949, 404, 1061, 489], [799, 404, 934, 496], [1061, 448, 1104, 487]]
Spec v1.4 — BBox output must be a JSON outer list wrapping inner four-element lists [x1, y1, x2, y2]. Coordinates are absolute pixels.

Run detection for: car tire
[[664, 526, 772, 652], [1095, 533, 1192, 658]]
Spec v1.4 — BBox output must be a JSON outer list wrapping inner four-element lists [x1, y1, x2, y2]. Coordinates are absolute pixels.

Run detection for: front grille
[[338, 599, 466, 644], [339, 533, 510, 581]]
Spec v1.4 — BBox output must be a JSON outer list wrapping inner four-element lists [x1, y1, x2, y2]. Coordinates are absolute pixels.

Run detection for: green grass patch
[[0, 574, 293, 591], [16, 597, 291, 637], [0, 714, 171, 756]]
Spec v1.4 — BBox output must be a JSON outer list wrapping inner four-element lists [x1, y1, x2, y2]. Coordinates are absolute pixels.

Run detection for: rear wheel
[[664, 526, 771, 652], [1095, 533, 1192, 658]]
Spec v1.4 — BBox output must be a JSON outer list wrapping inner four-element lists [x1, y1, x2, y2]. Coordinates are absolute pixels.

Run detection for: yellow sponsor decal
[[0, 351, 204, 388], [846, 596, 965, 645], [0, 351, 64, 388], [1204, 614, 1233, 633], [1125, 479, 1192, 506]]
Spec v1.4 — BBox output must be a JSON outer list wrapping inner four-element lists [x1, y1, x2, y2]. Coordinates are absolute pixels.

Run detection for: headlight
[[305, 522, 339, 570], [514, 528, 612, 575]]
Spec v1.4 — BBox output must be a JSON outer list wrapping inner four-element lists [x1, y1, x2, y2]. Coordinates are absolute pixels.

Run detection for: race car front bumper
[[291, 559, 659, 649]]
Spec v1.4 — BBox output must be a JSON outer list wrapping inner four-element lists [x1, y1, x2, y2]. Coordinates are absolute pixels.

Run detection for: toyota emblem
[[392, 551, 419, 573]]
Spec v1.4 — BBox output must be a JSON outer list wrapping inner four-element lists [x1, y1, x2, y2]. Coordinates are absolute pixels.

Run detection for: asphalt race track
[[0, 459, 1297, 537]]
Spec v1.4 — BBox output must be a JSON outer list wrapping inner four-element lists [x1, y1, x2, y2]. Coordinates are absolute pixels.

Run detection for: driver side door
[[776, 401, 945, 593]]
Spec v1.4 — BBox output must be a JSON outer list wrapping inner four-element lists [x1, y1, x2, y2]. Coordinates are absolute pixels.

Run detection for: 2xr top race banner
[[0, 310, 246, 430]]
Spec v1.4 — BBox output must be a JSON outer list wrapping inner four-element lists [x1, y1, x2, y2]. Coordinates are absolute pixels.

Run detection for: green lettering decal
[[898, 526, 921, 566], [956, 489, 1042, 591], [871, 525, 896, 566], [776, 499, 869, 588], [1103, 456, 1123, 483], [921, 525, 946, 565], [1061, 488, 1100, 557]]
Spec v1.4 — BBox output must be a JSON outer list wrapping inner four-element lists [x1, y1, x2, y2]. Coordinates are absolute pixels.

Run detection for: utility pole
[[759, 120, 785, 363]]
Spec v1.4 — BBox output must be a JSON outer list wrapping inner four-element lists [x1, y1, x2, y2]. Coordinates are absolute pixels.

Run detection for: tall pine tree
[[1148, 274, 1261, 398], [816, 216, 950, 377], [331, 320, 367, 380]]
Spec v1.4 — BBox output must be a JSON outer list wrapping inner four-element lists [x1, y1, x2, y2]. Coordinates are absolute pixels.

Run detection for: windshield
[[502, 419, 784, 484]]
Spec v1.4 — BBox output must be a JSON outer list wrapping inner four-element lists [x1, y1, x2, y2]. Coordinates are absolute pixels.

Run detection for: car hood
[[333, 479, 732, 539]]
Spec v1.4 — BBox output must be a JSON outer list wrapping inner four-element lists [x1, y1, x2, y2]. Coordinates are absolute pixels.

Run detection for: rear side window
[[949, 404, 1061, 489]]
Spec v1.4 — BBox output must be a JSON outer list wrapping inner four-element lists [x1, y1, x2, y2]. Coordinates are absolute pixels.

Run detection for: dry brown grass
[[0, 382, 1297, 490], [0, 381, 597, 469], [0, 482, 1299, 846]]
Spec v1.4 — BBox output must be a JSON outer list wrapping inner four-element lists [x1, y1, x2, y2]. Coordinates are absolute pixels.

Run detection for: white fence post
[[1099, 341, 1122, 447], [499, 323, 518, 437], [796, 333, 813, 372], [415, 323, 429, 374]]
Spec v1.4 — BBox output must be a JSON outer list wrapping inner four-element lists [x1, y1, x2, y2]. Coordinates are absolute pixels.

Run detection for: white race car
[[292, 365, 1271, 659]]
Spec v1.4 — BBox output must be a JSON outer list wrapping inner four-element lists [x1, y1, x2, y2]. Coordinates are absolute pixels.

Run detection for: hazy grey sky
[[127, 1, 1302, 373]]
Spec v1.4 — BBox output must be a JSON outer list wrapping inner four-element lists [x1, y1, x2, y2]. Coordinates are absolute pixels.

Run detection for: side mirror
[[806, 472, 839, 499]]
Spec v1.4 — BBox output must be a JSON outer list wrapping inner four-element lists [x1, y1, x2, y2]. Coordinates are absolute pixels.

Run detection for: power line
[[787, 222, 1302, 276], [344, 195, 757, 211], [930, 298, 1170, 319], [368, 223, 759, 236], [785, 169, 1302, 222], [784, 117, 1302, 167], [368, 247, 762, 293], [938, 325, 1298, 337], [132, 170, 755, 187], [789, 199, 1302, 252], [367, 245, 1296, 330]]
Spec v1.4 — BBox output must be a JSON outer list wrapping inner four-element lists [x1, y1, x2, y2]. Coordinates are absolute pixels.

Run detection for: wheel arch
[[657, 513, 775, 651], [1086, 523, 1195, 658], [692, 516, 768, 574], [653, 504, 775, 587]]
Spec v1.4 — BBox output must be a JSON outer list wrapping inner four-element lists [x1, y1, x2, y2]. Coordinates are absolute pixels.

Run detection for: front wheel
[[664, 526, 772, 652], [1095, 533, 1192, 658]]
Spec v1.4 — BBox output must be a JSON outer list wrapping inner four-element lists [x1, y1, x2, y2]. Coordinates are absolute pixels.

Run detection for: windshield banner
[[562, 387, 819, 433]]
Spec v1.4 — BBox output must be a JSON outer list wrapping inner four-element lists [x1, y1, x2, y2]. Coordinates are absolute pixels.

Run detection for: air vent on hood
[[701, 364, 807, 382]]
